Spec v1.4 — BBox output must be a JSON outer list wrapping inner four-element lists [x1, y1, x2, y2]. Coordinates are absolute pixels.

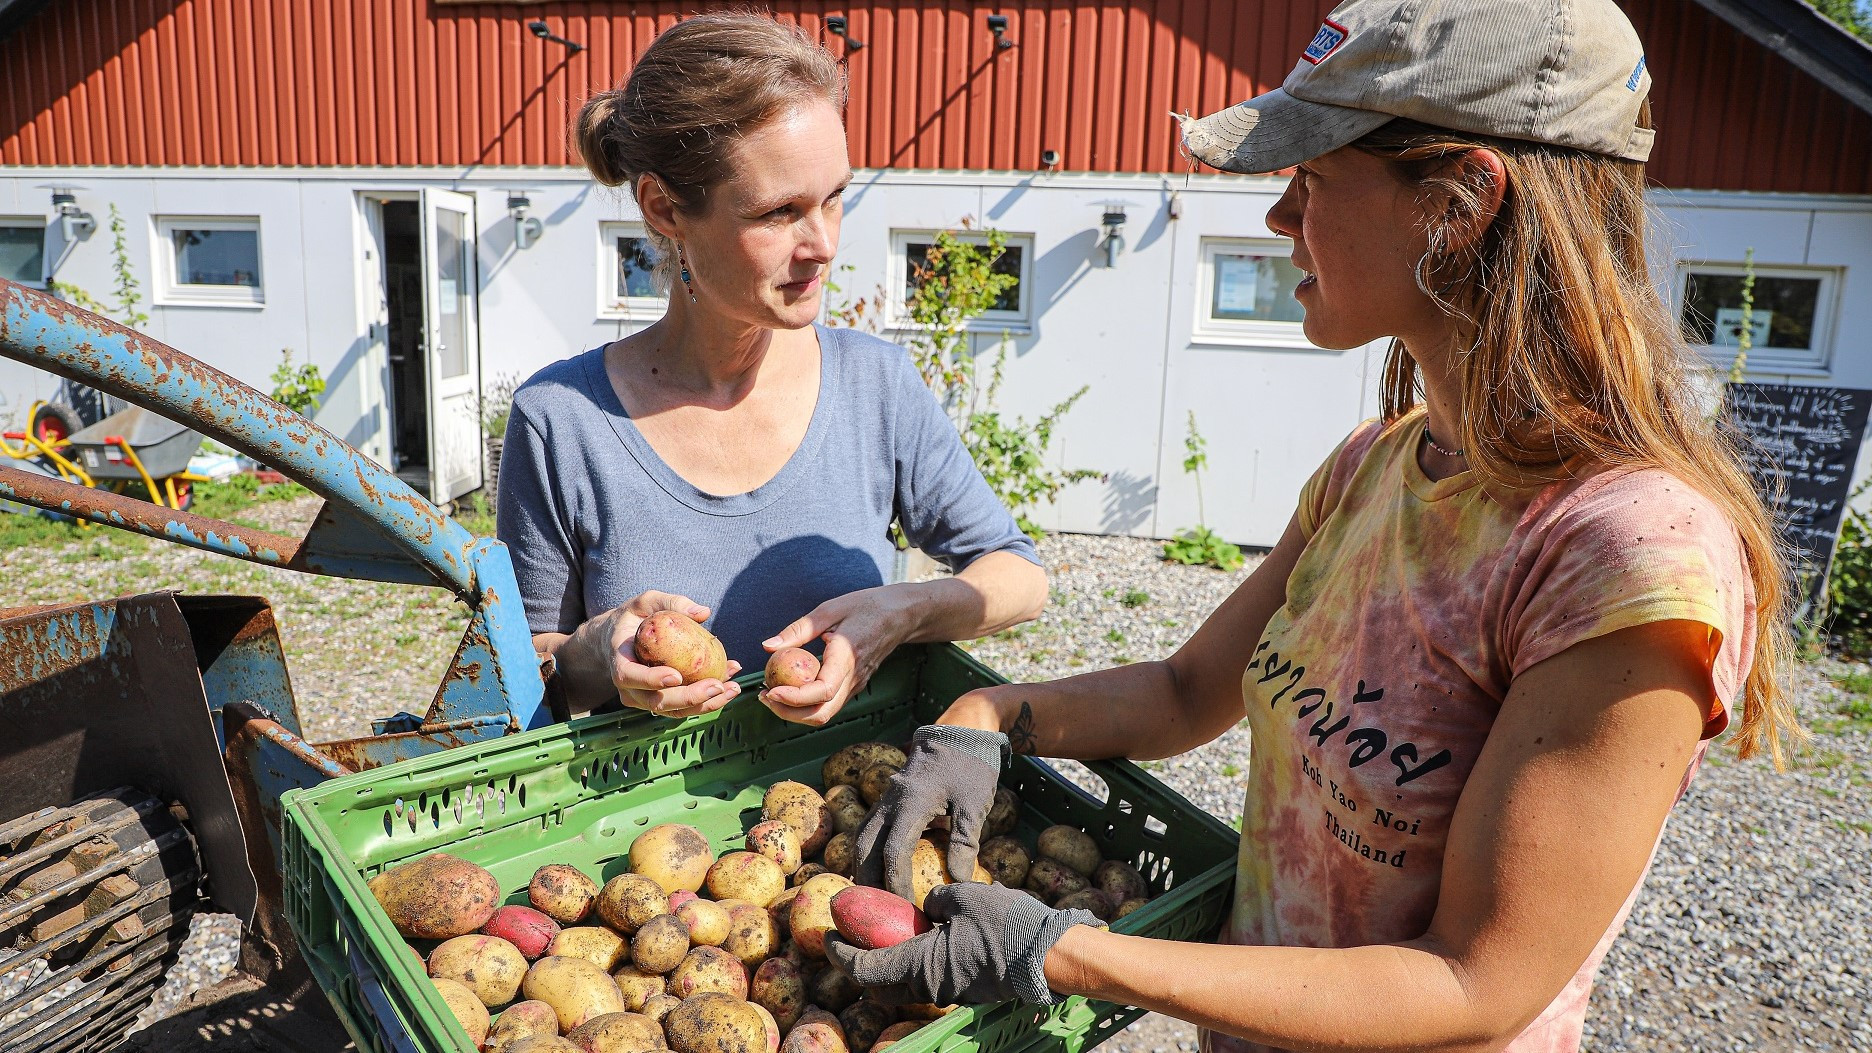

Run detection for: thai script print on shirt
[[1204, 411, 1753, 1053]]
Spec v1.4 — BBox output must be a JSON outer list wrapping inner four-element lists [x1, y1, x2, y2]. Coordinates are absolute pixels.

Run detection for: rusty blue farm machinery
[[0, 277, 560, 1050]]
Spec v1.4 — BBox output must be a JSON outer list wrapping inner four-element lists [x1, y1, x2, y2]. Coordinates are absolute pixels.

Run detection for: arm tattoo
[[1008, 701, 1038, 755]]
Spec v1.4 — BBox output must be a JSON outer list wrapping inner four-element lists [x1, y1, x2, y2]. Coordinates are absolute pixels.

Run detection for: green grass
[[1103, 628, 1126, 644], [1120, 589, 1150, 608], [1831, 819, 1872, 835], [1222, 762, 1241, 778]]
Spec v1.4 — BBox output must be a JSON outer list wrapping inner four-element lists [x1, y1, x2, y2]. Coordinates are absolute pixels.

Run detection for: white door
[[421, 188, 484, 505]]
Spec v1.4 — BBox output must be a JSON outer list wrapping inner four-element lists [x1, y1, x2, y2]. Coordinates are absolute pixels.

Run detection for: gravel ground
[[6, 511, 1867, 1050]]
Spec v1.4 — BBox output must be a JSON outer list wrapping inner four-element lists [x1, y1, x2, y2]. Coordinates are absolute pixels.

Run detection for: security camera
[[1040, 148, 1061, 168]]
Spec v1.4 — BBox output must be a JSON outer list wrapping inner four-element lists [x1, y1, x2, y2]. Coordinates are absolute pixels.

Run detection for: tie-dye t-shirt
[[1206, 411, 1753, 1053]]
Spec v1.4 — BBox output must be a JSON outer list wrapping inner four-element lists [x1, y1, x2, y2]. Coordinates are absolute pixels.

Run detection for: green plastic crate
[[280, 644, 1238, 1053]]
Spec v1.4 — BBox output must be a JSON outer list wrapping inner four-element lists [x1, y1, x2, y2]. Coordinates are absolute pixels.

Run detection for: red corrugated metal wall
[[2, 0, 1868, 193]]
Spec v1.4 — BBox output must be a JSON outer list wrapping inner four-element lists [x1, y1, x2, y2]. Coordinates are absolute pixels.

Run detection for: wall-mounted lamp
[[508, 192, 545, 251], [986, 14, 1016, 50], [1099, 205, 1127, 268], [825, 15, 864, 52], [50, 187, 95, 241], [527, 20, 585, 54]]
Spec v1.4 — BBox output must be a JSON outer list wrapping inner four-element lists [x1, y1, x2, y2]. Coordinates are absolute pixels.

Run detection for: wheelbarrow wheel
[[28, 401, 82, 444], [172, 478, 195, 511]]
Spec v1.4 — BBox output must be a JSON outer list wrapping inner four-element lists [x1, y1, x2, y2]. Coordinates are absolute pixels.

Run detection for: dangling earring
[[677, 244, 698, 303]]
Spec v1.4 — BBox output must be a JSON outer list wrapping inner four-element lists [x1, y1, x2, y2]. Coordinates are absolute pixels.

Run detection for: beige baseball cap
[[1177, 0, 1655, 174]]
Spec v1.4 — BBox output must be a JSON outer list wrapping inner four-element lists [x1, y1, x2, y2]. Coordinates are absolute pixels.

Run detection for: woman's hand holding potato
[[757, 585, 923, 725], [555, 590, 742, 718]]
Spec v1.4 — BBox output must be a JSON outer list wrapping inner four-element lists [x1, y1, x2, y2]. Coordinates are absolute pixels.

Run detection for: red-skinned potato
[[530, 864, 600, 926], [750, 956, 807, 1030], [369, 853, 502, 939], [783, 1021, 850, 1053], [667, 889, 700, 911], [763, 647, 820, 689], [633, 611, 729, 685], [830, 886, 930, 950], [485, 904, 562, 960]]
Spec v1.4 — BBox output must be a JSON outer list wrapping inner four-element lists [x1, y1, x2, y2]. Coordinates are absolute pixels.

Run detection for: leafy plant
[[1120, 588, 1150, 608], [1162, 411, 1244, 570], [51, 204, 148, 331], [1725, 248, 1756, 385], [483, 373, 521, 438], [269, 348, 326, 416], [1814, 0, 1872, 41], [1825, 481, 1872, 656]]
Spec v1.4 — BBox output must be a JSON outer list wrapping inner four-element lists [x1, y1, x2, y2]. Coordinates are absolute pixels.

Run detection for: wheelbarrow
[[2, 401, 209, 512], [0, 277, 556, 1050]]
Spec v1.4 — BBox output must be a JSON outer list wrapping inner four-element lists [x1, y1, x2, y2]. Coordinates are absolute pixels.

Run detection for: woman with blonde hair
[[839, 1, 1799, 1049], [502, 13, 1046, 725]]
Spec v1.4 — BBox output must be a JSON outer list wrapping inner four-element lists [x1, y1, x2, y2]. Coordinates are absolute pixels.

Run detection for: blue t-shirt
[[496, 325, 1040, 671]]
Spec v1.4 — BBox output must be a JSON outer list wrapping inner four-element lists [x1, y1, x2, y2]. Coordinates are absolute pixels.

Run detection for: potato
[[665, 945, 749, 999], [808, 964, 861, 1012], [632, 913, 692, 974], [764, 647, 821, 689], [486, 999, 559, 1052], [629, 823, 714, 895], [908, 838, 990, 911], [504, 1038, 581, 1053], [662, 991, 767, 1053], [567, 1011, 666, 1053], [634, 611, 729, 685], [669, 889, 700, 910], [830, 886, 930, 950], [782, 1020, 851, 1053], [746, 820, 804, 875], [706, 851, 787, 907], [675, 897, 732, 947], [1092, 860, 1149, 903], [639, 992, 682, 1022], [795, 1005, 846, 1037], [550, 926, 627, 971], [778, 939, 812, 972], [597, 874, 671, 934], [762, 782, 833, 857], [837, 1001, 894, 1052], [485, 904, 563, 960], [823, 786, 869, 836], [1036, 826, 1101, 877], [429, 933, 528, 1007], [791, 863, 829, 888], [531, 864, 601, 926], [788, 873, 853, 957], [821, 832, 857, 878], [769, 886, 802, 936], [1114, 897, 1150, 920], [611, 964, 667, 1010], [749, 1001, 783, 1053], [370, 853, 502, 939], [523, 956, 628, 1031], [856, 763, 900, 808], [872, 1021, 922, 1050], [977, 837, 1031, 888], [430, 975, 491, 1046], [1053, 888, 1117, 921], [750, 957, 807, 1030], [1024, 859, 1090, 903], [983, 787, 1020, 839], [720, 899, 781, 968], [822, 743, 907, 790]]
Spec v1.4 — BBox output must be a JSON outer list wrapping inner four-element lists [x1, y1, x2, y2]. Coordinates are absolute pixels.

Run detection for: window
[[0, 221, 45, 287], [1679, 263, 1839, 373], [155, 217, 263, 305], [890, 230, 1034, 329], [1194, 238, 1310, 346], [598, 221, 666, 318]]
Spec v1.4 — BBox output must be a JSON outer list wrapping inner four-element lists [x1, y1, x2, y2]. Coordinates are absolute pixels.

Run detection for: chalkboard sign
[[1722, 383, 1872, 611]]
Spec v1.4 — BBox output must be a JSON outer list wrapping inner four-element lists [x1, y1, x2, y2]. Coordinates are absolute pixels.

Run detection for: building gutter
[[1693, 0, 1872, 115]]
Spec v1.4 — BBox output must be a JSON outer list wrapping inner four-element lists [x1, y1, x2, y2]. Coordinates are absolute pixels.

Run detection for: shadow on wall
[[1101, 469, 1157, 536], [713, 533, 888, 671]]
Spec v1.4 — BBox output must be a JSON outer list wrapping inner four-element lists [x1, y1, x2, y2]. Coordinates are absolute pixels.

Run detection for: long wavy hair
[[1354, 109, 1802, 766]]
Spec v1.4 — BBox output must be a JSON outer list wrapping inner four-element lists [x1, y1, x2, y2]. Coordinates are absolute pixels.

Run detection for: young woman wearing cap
[[835, 1, 1798, 1049], [503, 14, 1046, 726]]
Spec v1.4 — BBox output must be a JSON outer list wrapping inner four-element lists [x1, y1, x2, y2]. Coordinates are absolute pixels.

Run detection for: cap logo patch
[[1302, 18, 1350, 65], [1626, 56, 1646, 90]]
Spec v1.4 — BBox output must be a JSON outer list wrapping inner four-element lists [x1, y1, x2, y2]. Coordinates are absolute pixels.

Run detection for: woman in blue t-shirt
[[499, 14, 1046, 725]]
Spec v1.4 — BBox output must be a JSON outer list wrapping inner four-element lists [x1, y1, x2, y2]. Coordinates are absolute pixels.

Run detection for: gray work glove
[[855, 725, 1007, 902], [825, 881, 1099, 1006]]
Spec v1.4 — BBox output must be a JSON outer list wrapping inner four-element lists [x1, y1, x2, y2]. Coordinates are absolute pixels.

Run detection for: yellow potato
[[788, 873, 853, 957], [821, 832, 857, 878], [631, 913, 692, 974], [522, 956, 627, 1031], [503, 1035, 581, 1053], [719, 899, 781, 969], [662, 991, 768, 1053], [821, 743, 907, 790], [768, 886, 802, 936], [908, 838, 990, 911], [746, 820, 804, 875], [807, 964, 861, 1012], [611, 964, 666, 1011], [762, 782, 833, 857], [566, 1011, 667, 1053], [430, 975, 491, 1046], [597, 873, 671, 934], [781, 1021, 850, 1053], [1054, 888, 1117, 921], [790, 863, 829, 888], [530, 864, 601, 926], [628, 823, 714, 894], [548, 926, 627, 971], [486, 1000, 559, 1053], [983, 787, 1020, 839], [1036, 825, 1102, 877], [428, 933, 527, 1007], [837, 1001, 894, 1051], [750, 956, 807, 1030], [750, 1000, 782, 1053], [705, 851, 787, 907], [1093, 859, 1150, 903], [823, 785, 869, 836], [1114, 896, 1150, 919], [369, 853, 501, 940], [856, 763, 901, 808], [640, 991, 682, 1022], [872, 1021, 923, 1051], [978, 837, 1031, 888], [675, 897, 733, 946], [665, 945, 749, 999]]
